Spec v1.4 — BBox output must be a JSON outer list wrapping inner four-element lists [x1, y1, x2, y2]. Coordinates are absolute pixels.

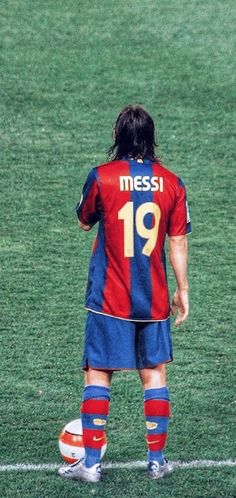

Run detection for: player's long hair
[[108, 104, 159, 161]]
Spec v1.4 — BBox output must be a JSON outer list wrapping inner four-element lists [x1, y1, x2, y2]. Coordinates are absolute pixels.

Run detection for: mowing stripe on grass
[[0, 460, 235, 472]]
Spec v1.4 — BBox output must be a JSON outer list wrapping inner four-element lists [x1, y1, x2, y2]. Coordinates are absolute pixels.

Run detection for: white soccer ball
[[58, 418, 107, 463]]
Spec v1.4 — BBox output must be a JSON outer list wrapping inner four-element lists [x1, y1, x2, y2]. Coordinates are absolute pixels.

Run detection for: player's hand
[[171, 289, 189, 326], [79, 221, 94, 231]]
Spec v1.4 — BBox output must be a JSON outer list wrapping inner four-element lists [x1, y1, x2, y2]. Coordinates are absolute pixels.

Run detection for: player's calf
[[144, 387, 172, 477], [81, 385, 110, 470]]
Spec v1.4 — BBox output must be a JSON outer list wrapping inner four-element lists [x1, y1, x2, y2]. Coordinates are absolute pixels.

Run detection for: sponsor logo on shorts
[[93, 418, 106, 426], [146, 421, 158, 430]]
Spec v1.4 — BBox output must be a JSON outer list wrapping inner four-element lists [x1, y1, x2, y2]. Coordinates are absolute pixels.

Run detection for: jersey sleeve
[[167, 180, 192, 236], [76, 169, 101, 225]]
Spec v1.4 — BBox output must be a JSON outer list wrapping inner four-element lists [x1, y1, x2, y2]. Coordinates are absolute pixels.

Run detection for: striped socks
[[81, 385, 169, 467], [81, 385, 110, 468], [144, 387, 170, 465]]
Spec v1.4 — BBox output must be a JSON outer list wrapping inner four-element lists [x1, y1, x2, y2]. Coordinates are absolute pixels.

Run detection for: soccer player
[[59, 104, 191, 483]]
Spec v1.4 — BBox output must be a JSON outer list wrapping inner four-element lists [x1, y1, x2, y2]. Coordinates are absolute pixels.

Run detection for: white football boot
[[58, 458, 101, 483], [147, 458, 174, 479]]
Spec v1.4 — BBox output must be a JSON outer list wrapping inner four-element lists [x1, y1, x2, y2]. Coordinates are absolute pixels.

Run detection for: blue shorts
[[82, 311, 173, 370]]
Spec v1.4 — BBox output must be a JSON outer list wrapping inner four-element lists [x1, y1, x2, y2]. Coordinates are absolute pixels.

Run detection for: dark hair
[[108, 104, 158, 161]]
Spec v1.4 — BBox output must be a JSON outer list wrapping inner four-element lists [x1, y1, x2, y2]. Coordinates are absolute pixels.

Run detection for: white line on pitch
[[0, 460, 235, 472]]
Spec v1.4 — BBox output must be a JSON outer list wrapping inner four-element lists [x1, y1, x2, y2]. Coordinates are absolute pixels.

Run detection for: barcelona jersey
[[76, 158, 191, 321]]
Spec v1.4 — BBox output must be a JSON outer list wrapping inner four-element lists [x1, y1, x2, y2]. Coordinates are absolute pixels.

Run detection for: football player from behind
[[58, 104, 191, 483]]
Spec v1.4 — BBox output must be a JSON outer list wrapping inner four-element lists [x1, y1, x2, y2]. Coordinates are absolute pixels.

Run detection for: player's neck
[[128, 156, 144, 163]]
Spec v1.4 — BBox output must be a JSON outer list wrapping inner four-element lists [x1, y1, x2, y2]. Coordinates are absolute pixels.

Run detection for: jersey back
[[77, 158, 191, 321]]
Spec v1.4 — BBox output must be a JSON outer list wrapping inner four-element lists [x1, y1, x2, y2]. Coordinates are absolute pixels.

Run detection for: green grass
[[1, 0, 236, 497], [0, 468, 235, 498]]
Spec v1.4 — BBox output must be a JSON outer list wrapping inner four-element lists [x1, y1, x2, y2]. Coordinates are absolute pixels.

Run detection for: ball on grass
[[58, 418, 107, 463]]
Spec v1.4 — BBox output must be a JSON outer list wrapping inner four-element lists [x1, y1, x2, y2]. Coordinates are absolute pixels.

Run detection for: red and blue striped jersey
[[76, 158, 191, 321]]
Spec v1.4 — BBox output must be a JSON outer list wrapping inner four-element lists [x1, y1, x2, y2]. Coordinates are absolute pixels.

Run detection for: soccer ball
[[58, 418, 107, 463]]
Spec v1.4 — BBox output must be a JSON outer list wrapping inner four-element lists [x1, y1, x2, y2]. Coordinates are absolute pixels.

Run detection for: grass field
[[1, 0, 236, 497]]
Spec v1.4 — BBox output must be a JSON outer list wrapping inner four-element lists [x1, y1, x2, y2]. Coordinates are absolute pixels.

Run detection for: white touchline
[[0, 460, 235, 472]]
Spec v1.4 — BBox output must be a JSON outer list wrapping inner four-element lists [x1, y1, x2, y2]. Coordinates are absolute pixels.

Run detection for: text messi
[[119, 175, 164, 192]]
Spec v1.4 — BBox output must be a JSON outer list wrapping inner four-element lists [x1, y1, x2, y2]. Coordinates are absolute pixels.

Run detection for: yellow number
[[136, 202, 161, 256], [118, 202, 134, 257], [118, 201, 161, 257]]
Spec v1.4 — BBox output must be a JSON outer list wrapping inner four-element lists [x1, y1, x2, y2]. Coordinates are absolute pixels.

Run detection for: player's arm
[[167, 178, 191, 326], [76, 169, 101, 230], [169, 234, 189, 326]]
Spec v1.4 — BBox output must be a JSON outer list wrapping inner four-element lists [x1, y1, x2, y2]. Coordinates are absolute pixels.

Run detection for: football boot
[[147, 458, 174, 479], [58, 458, 101, 483]]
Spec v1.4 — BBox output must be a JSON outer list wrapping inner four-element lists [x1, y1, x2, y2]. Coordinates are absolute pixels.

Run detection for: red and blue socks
[[144, 387, 170, 465], [81, 385, 110, 468]]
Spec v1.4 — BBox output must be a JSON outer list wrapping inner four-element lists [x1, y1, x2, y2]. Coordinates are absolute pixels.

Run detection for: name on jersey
[[119, 175, 164, 192]]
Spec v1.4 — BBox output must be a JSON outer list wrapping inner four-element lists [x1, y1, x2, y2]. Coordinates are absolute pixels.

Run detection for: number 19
[[118, 201, 161, 257]]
